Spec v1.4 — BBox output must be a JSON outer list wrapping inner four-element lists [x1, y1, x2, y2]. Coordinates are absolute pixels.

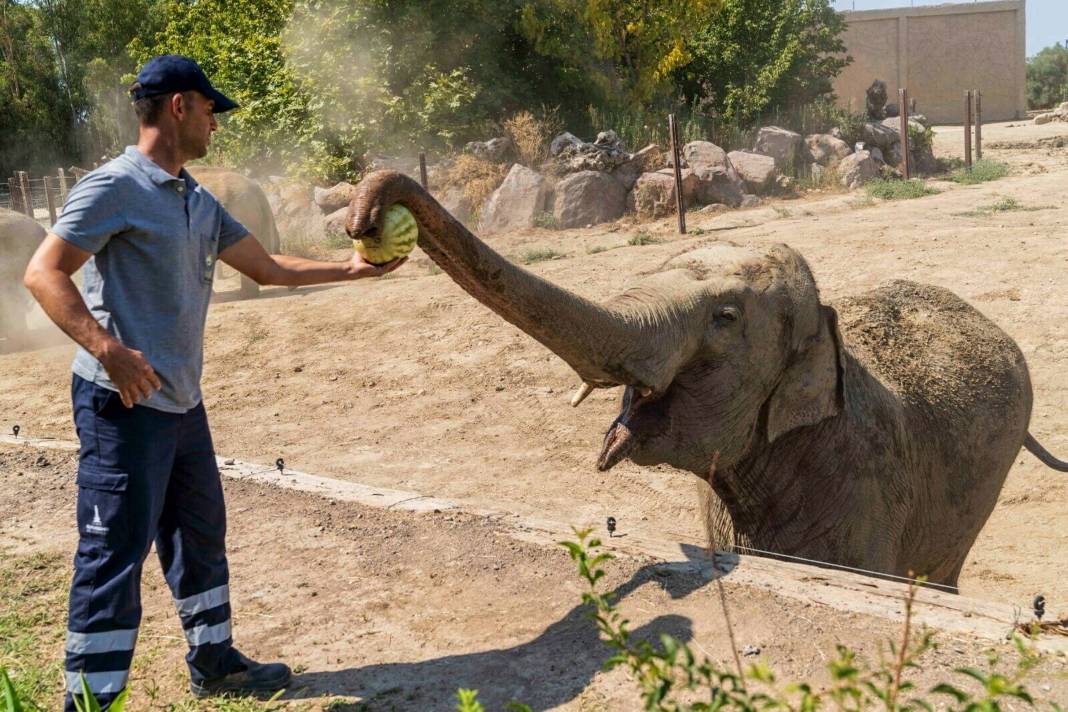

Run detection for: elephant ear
[[765, 305, 846, 443]]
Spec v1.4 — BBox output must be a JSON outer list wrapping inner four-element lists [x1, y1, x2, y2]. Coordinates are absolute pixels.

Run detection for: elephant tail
[[1024, 432, 1068, 472]]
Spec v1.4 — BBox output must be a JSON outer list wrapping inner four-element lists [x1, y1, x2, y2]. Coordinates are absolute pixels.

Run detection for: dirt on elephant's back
[[834, 280, 1028, 411]]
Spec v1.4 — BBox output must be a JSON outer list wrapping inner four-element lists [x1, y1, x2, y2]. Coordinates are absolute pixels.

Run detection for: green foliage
[[72, 674, 128, 712], [866, 179, 938, 201], [1027, 43, 1068, 110], [681, 0, 850, 125], [956, 196, 1053, 218], [949, 159, 1010, 185], [531, 211, 558, 229], [628, 231, 663, 246], [519, 247, 566, 263]]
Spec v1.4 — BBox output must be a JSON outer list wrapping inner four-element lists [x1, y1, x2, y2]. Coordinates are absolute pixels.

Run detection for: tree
[[680, 0, 849, 124], [1027, 43, 1068, 110]]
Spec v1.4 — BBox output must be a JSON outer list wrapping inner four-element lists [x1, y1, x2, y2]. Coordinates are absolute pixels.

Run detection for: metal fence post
[[668, 114, 686, 235], [17, 171, 33, 218], [974, 90, 983, 161], [963, 90, 973, 171], [58, 167, 68, 203], [898, 87, 911, 180], [418, 152, 428, 190]]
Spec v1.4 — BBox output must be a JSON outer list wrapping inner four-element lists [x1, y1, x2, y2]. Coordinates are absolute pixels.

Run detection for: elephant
[[0, 208, 46, 345], [187, 166, 282, 299], [345, 170, 1068, 590]]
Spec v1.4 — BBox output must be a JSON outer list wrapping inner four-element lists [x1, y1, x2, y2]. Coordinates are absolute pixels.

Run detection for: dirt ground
[[2, 120, 1068, 707]]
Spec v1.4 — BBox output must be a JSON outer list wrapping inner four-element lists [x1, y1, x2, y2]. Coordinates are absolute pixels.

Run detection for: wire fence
[[3, 168, 90, 228]]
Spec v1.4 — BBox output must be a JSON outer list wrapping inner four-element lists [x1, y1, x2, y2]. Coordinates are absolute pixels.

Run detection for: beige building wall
[[834, 1, 1026, 124]]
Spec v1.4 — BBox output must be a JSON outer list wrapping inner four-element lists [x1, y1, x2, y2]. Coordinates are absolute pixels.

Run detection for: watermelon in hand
[[354, 204, 418, 264]]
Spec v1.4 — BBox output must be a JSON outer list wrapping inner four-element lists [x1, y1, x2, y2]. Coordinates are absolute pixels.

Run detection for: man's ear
[[765, 305, 846, 443]]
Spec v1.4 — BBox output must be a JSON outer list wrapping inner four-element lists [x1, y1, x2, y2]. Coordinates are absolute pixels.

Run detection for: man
[[23, 54, 404, 710]]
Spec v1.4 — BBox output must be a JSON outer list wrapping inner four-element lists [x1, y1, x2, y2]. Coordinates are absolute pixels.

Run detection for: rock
[[870, 147, 885, 164], [742, 645, 761, 657], [323, 205, 349, 238], [740, 194, 761, 208], [885, 144, 903, 167], [655, 168, 701, 204], [884, 102, 899, 118], [693, 165, 744, 207], [552, 171, 626, 229], [1059, 101, 1068, 114], [594, 130, 623, 150], [478, 164, 552, 234], [682, 141, 729, 170], [550, 132, 584, 156], [553, 134, 631, 174], [804, 134, 852, 167], [728, 150, 778, 194], [633, 172, 682, 219], [313, 181, 357, 213], [911, 113, 930, 128], [862, 122, 899, 151], [753, 126, 803, 170], [1034, 112, 1056, 125], [611, 144, 662, 191], [700, 203, 728, 214], [438, 185, 474, 224], [810, 163, 825, 182], [838, 150, 879, 189], [465, 137, 514, 163]]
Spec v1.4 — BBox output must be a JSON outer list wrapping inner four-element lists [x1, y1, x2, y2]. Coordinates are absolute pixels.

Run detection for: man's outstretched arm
[[24, 234, 161, 408], [219, 233, 405, 287]]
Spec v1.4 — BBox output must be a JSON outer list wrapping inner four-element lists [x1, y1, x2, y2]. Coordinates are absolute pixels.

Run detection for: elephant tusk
[[639, 387, 653, 398], [570, 382, 595, 407]]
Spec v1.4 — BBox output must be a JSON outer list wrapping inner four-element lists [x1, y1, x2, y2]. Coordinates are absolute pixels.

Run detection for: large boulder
[[861, 122, 899, 151], [611, 144, 663, 191], [465, 137, 514, 163], [478, 164, 552, 234], [323, 205, 349, 239], [1034, 112, 1056, 125], [655, 168, 701, 204], [693, 166, 744, 207], [753, 126, 803, 170], [804, 134, 852, 167], [438, 185, 474, 224], [552, 170, 627, 228], [681, 141, 729, 170], [838, 150, 879, 189], [313, 181, 358, 214], [552, 133, 631, 174], [633, 172, 681, 219], [728, 150, 778, 194], [550, 132, 584, 156]]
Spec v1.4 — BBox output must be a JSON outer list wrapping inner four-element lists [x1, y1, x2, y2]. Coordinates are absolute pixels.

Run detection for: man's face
[[176, 91, 218, 159]]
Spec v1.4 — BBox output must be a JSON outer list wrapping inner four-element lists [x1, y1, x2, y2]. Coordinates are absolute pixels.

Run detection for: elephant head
[[347, 171, 845, 478]]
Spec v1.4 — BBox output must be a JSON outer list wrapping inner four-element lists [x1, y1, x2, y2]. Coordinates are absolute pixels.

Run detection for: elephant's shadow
[[287, 544, 735, 711]]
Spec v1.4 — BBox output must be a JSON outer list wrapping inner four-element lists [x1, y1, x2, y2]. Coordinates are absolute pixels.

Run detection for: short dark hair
[[129, 84, 193, 126]]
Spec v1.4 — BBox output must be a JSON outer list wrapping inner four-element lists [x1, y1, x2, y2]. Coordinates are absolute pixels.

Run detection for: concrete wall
[[834, 1, 1026, 124]]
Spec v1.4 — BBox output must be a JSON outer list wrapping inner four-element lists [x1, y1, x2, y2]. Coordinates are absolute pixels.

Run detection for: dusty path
[[4, 445, 1068, 710], [2, 120, 1067, 619]]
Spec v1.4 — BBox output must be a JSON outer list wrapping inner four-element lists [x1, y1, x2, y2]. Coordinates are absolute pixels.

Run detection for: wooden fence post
[[418, 152, 428, 190], [8, 177, 22, 214], [17, 171, 33, 218], [974, 90, 983, 161], [963, 90, 973, 171], [58, 167, 68, 203], [668, 114, 686, 235], [43, 177, 58, 225], [898, 87, 911, 180]]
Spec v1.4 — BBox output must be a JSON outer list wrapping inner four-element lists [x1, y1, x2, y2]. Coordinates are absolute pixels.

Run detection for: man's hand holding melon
[[347, 204, 417, 279]]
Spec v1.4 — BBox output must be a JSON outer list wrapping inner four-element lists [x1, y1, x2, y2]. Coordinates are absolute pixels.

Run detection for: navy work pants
[[64, 375, 240, 710]]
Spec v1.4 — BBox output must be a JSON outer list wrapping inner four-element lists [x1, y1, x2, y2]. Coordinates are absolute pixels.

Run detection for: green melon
[[354, 204, 418, 264]]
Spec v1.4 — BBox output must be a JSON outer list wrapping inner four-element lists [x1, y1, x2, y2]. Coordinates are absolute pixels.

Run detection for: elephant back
[[187, 167, 280, 253]]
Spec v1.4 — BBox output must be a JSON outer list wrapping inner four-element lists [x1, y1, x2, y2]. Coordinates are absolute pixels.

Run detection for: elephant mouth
[[598, 386, 658, 471]]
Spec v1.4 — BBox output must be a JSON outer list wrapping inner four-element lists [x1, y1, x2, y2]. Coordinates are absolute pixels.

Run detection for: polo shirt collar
[[123, 146, 197, 188]]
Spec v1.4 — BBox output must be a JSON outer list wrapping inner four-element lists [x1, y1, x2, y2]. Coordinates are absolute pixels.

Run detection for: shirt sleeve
[[49, 171, 127, 254], [217, 206, 250, 253]]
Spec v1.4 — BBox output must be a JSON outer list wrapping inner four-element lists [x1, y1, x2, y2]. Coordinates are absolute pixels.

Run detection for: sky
[[831, 0, 1066, 56]]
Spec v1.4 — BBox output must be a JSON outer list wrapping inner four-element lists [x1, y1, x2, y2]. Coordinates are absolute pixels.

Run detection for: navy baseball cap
[[130, 54, 239, 113]]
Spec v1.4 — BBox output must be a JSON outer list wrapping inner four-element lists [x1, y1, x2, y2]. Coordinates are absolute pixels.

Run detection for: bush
[[441, 155, 510, 217], [628, 231, 663, 246], [949, 159, 1010, 185], [519, 247, 566, 264], [866, 179, 939, 201], [503, 109, 562, 168]]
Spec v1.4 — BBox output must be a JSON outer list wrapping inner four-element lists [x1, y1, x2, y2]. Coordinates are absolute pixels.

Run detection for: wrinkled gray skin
[[188, 166, 281, 298], [0, 208, 46, 341], [348, 170, 1065, 589]]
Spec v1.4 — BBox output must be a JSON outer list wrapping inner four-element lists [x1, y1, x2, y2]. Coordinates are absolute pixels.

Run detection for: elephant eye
[[717, 306, 740, 323]]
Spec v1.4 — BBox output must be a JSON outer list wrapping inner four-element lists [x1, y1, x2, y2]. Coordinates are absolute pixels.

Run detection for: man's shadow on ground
[[288, 544, 736, 711]]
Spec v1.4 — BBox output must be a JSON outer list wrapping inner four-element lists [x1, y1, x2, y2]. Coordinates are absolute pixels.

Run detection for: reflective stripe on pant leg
[[174, 584, 229, 617], [65, 669, 130, 695]]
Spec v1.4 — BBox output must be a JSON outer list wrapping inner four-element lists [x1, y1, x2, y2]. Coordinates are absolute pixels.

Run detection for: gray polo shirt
[[51, 146, 249, 413]]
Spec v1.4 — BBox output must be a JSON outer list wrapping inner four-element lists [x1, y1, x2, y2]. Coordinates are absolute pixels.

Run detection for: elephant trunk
[[346, 170, 675, 392]]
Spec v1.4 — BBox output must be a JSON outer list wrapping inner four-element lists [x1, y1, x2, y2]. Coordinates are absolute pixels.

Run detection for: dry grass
[[442, 154, 509, 215], [503, 108, 562, 168]]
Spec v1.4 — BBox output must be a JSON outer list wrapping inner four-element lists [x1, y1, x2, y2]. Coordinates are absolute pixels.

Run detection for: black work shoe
[[190, 651, 292, 698]]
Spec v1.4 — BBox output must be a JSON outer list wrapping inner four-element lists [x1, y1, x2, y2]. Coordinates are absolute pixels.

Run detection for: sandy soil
[[4, 445, 1068, 710], [2, 119, 1067, 637]]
